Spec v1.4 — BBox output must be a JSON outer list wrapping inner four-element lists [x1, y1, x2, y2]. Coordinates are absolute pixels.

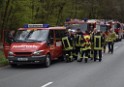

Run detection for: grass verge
[[0, 51, 9, 67]]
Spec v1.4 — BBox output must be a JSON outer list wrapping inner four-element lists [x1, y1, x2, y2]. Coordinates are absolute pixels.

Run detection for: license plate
[[17, 58, 28, 61]]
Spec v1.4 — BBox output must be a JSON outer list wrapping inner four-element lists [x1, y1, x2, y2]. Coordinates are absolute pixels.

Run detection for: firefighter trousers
[[103, 43, 107, 53], [86, 50, 91, 58], [108, 42, 114, 53], [75, 47, 80, 58], [94, 50, 102, 59], [80, 50, 85, 59]]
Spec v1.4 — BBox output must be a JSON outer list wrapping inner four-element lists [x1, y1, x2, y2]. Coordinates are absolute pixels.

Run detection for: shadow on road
[[10, 60, 65, 69]]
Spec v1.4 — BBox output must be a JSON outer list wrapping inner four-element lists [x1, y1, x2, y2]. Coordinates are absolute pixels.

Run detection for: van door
[[2, 30, 12, 58], [49, 30, 57, 59], [54, 30, 63, 58]]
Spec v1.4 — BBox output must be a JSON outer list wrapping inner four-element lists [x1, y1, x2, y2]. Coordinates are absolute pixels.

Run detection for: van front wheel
[[44, 54, 51, 67], [10, 64, 17, 67]]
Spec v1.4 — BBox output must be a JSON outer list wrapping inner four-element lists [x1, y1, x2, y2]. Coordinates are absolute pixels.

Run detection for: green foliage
[[0, 51, 8, 66], [0, 0, 124, 30]]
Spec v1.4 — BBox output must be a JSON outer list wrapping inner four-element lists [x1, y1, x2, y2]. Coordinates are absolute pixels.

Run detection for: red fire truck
[[122, 23, 124, 38], [108, 21, 123, 41], [2, 24, 66, 67], [95, 21, 108, 33], [65, 19, 96, 33]]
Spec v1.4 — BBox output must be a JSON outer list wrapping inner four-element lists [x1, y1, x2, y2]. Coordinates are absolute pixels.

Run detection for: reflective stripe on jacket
[[106, 32, 117, 42], [93, 36, 102, 50], [62, 36, 73, 51]]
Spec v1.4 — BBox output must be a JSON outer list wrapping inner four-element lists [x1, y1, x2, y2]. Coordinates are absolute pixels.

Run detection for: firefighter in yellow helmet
[[84, 30, 91, 63], [77, 32, 86, 62]]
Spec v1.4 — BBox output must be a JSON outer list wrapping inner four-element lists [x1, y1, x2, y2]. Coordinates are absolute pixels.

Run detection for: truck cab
[[111, 22, 123, 41], [96, 21, 108, 33], [3, 24, 66, 67], [65, 19, 95, 33]]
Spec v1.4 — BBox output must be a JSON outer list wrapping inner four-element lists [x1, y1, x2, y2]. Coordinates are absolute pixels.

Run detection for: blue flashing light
[[24, 24, 28, 28], [66, 18, 71, 22], [23, 24, 50, 28], [43, 24, 50, 28], [83, 18, 88, 22]]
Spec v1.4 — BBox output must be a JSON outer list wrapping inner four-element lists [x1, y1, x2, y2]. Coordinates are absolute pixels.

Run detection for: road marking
[[41, 82, 53, 87]]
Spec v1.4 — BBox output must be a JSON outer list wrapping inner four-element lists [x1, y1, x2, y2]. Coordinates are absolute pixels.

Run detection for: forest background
[[0, 0, 124, 30]]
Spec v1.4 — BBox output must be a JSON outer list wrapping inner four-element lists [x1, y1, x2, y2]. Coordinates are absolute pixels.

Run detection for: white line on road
[[41, 82, 53, 87]]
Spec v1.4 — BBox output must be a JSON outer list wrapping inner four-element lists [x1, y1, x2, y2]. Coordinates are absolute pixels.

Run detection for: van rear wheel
[[44, 54, 51, 67]]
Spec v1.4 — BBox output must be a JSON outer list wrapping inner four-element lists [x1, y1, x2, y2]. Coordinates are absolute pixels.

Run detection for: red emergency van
[[2, 24, 66, 67]]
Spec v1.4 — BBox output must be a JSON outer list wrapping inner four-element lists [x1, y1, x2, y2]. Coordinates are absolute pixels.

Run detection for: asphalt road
[[0, 40, 124, 87]]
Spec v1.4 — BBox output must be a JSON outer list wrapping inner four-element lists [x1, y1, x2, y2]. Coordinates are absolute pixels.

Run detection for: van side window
[[48, 30, 54, 44], [55, 30, 65, 40], [60, 30, 66, 37], [55, 30, 60, 40]]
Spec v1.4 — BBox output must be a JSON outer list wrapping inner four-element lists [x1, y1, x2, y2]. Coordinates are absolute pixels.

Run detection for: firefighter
[[102, 29, 109, 53], [90, 28, 97, 60], [84, 30, 91, 62], [75, 29, 83, 59], [106, 29, 117, 54], [62, 29, 74, 62], [72, 30, 77, 59], [77, 32, 86, 62], [92, 30, 104, 62]]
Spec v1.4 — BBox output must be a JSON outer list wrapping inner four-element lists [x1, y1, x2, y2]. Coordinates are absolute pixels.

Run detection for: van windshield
[[67, 23, 88, 32], [14, 29, 49, 42], [112, 24, 117, 29], [97, 25, 107, 32], [112, 23, 120, 29], [100, 25, 107, 32]]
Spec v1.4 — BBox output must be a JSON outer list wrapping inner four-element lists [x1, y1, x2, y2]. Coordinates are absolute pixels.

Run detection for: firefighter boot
[[77, 52, 83, 62], [65, 54, 69, 62]]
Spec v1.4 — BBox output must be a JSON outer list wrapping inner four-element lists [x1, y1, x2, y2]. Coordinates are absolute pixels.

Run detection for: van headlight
[[33, 50, 44, 56], [8, 51, 14, 56]]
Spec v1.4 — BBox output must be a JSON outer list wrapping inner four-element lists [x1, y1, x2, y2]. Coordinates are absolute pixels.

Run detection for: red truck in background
[[95, 20, 108, 33], [108, 21, 123, 41], [2, 24, 66, 67], [91, 19, 123, 41], [65, 19, 96, 33]]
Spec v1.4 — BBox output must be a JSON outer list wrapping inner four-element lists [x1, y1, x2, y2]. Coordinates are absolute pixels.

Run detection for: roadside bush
[[0, 51, 8, 66]]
